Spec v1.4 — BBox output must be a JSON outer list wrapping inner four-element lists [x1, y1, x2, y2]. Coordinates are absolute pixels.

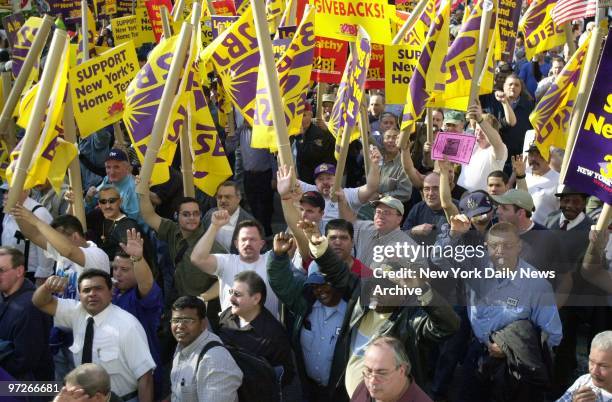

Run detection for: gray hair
[[366, 336, 411, 376], [591, 331, 612, 352], [64, 363, 111, 398]]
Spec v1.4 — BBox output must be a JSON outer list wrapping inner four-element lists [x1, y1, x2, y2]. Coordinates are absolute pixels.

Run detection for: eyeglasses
[[98, 198, 119, 205], [228, 288, 244, 298], [486, 242, 519, 251], [170, 317, 197, 325], [179, 211, 201, 218], [362, 365, 400, 382], [374, 209, 400, 217]]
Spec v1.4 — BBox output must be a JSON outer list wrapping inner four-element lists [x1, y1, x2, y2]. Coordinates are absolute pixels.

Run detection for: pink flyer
[[431, 132, 476, 165]]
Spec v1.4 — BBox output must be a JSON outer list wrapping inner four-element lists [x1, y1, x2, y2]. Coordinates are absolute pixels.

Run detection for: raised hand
[[449, 214, 471, 235], [44, 275, 69, 294], [273, 232, 294, 256], [211, 209, 230, 227], [369, 145, 382, 165], [276, 165, 294, 197], [297, 219, 325, 245], [511, 154, 527, 177], [119, 228, 144, 259]]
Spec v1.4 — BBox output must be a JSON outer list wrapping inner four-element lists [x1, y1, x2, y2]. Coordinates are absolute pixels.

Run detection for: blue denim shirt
[[300, 299, 347, 386], [433, 224, 562, 347]]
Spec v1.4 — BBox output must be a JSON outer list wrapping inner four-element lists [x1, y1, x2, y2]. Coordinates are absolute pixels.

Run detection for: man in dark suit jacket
[[544, 185, 603, 398], [202, 181, 257, 254]]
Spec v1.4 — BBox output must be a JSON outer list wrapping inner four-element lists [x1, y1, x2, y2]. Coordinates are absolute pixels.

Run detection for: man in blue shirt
[[267, 232, 348, 402], [433, 218, 562, 401], [111, 228, 163, 399]]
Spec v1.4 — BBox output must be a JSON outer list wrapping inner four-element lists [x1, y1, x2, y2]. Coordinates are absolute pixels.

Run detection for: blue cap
[[304, 262, 326, 286], [459, 190, 493, 218]]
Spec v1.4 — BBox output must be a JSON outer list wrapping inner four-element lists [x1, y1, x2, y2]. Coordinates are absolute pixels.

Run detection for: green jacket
[[267, 252, 352, 402]]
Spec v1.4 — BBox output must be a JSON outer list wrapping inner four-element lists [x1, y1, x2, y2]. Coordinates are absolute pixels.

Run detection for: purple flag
[[564, 32, 612, 204]]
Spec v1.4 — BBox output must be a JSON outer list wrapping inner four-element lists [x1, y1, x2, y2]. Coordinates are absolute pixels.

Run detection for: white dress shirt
[[54, 299, 156, 397]]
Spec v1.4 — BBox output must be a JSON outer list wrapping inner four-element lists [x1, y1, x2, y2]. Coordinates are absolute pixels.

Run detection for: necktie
[[82, 317, 95, 364], [560, 220, 569, 231]]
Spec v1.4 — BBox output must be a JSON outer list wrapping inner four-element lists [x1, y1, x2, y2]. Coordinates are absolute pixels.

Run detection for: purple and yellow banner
[[564, 33, 612, 204], [497, 0, 522, 63], [2, 13, 25, 48], [438, 0, 497, 111], [327, 26, 371, 159], [251, 5, 315, 150], [519, 0, 565, 60], [400, 0, 449, 131], [530, 32, 590, 161], [210, 7, 258, 126]]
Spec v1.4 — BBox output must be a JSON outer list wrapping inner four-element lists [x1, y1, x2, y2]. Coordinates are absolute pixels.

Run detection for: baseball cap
[[443, 110, 465, 125], [300, 191, 325, 211], [371, 195, 404, 216], [491, 189, 535, 212], [106, 148, 128, 162], [304, 262, 326, 286], [459, 190, 493, 218], [321, 94, 335, 104], [303, 102, 312, 112], [314, 163, 336, 178], [525, 143, 541, 154]]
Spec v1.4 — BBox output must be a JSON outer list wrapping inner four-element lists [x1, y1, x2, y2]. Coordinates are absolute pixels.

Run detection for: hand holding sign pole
[[0, 15, 53, 138], [5, 30, 67, 210], [136, 22, 193, 195]]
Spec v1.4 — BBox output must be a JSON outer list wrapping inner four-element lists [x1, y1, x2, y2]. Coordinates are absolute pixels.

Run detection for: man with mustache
[[191, 212, 280, 318], [32, 269, 156, 402], [524, 144, 560, 225]]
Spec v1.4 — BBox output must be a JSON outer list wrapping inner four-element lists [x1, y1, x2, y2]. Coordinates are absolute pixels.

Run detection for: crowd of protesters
[[0, 3, 611, 402]]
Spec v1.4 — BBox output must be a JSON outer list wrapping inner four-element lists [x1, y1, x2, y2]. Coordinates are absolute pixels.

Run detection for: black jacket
[[217, 306, 295, 386]]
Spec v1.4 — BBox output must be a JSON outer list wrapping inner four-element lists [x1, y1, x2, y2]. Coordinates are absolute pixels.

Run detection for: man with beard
[[202, 181, 256, 254], [267, 232, 349, 401]]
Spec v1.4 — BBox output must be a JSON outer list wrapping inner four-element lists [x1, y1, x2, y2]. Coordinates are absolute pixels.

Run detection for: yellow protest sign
[[112, 15, 142, 46], [312, 0, 392, 44], [384, 44, 420, 104], [68, 41, 139, 137], [136, 6, 156, 44], [106, 0, 117, 14]]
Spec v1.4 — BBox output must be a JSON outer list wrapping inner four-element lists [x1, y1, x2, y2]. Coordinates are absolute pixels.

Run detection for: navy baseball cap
[[106, 148, 128, 162], [460, 190, 493, 218]]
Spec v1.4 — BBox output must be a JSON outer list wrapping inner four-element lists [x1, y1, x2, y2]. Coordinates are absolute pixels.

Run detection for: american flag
[[551, 0, 597, 26]]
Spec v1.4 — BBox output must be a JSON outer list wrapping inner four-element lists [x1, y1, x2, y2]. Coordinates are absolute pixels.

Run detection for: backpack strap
[[195, 341, 223, 372], [19, 204, 44, 270]]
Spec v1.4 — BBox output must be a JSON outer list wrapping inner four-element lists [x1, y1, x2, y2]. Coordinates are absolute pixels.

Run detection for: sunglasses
[[98, 198, 119, 205]]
